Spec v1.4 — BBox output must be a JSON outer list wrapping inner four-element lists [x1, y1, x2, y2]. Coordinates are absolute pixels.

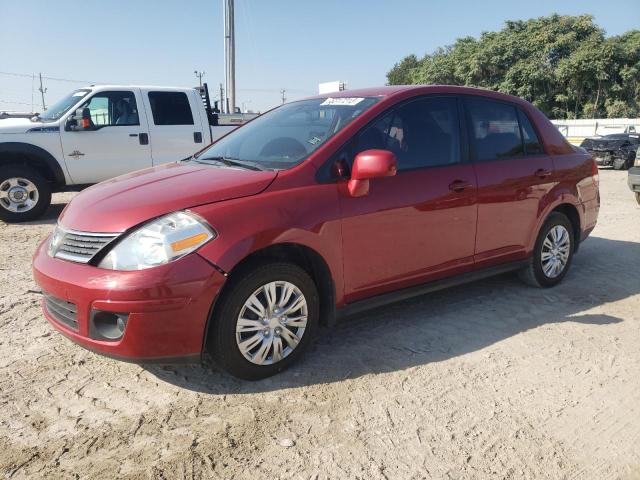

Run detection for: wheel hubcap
[[236, 280, 308, 365], [0, 177, 39, 213], [541, 225, 571, 278]]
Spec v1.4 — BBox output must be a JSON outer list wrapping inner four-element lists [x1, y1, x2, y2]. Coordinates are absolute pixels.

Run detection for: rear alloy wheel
[[0, 166, 52, 223], [518, 212, 575, 288], [208, 262, 319, 380]]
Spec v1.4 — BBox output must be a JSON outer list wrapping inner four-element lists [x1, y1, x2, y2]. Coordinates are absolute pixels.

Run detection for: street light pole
[[223, 0, 236, 114], [194, 70, 205, 88]]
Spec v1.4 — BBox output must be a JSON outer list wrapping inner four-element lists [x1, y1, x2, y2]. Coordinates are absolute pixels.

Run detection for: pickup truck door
[[60, 89, 152, 184], [141, 90, 207, 164]]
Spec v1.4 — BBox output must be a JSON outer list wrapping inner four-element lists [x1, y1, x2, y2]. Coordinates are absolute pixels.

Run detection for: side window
[[467, 98, 523, 161], [356, 97, 461, 170], [517, 110, 544, 154], [81, 91, 139, 127], [148, 92, 194, 125]]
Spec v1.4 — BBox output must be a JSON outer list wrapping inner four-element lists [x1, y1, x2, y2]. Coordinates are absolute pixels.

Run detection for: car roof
[[309, 85, 530, 105]]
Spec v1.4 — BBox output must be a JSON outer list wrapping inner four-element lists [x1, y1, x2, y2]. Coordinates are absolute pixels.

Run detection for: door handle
[[139, 133, 149, 145], [448, 180, 472, 192], [129, 133, 138, 137], [194, 132, 203, 143], [535, 168, 552, 178]]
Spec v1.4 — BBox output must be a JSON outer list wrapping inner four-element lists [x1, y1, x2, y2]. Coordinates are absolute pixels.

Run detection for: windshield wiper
[[195, 156, 267, 171]]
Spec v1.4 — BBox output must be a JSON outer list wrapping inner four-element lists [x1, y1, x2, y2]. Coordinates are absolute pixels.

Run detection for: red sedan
[[33, 86, 600, 379]]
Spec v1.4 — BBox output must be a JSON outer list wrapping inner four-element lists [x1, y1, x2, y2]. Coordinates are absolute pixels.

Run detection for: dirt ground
[[1, 170, 639, 479]]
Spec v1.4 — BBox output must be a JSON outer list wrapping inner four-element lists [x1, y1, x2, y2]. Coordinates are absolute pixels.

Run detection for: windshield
[[38, 89, 91, 122], [197, 96, 380, 170]]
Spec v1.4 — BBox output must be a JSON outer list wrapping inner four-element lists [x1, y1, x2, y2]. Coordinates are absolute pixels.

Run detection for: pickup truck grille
[[44, 293, 78, 331], [51, 227, 119, 264]]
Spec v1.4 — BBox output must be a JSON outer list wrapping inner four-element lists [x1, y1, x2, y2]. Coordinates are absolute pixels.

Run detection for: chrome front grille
[[51, 226, 119, 264], [44, 293, 78, 331]]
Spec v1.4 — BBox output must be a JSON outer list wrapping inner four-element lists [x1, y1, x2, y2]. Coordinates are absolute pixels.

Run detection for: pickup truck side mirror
[[66, 107, 91, 131], [348, 149, 397, 197]]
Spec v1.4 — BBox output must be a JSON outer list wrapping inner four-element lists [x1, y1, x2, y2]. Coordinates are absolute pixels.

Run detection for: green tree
[[387, 15, 640, 119]]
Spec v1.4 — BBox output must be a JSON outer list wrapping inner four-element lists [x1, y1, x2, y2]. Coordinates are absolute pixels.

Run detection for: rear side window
[[356, 96, 461, 170], [148, 92, 194, 125], [517, 110, 544, 154], [467, 98, 523, 161]]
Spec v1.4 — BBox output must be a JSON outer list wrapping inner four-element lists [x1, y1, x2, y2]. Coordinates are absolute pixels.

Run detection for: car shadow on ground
[[147, 235, 638, 394], [19, 202, 67, 226]]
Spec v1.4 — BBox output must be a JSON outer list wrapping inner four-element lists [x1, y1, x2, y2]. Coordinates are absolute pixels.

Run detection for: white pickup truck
[[0, 84, 245, 222]]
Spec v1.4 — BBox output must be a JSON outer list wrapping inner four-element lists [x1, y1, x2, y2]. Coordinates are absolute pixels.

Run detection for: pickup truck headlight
[[98, 212, 215, 271]]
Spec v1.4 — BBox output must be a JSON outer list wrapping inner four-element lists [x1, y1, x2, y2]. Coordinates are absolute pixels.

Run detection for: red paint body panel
[[59, 162, 277, 232], [31, 85, 599, 362], [33, 239, 225, 359]]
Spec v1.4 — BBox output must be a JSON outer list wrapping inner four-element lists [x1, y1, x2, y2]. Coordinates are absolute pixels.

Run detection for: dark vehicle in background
[[581, 133, 640, 170], [629, 147, 640, 205]]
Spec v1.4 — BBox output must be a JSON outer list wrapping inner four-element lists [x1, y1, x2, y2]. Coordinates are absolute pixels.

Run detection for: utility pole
[[223, 0, 236, 114], [219, 83, 225, 114], [38, 73, 47, 111], [194, 70, 205, 88], [280, 88, 286, 104]]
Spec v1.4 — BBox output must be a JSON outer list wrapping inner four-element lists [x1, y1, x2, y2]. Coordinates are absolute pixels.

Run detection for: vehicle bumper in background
[[32, 238, 226, 362], [628, 167, 640, 192]]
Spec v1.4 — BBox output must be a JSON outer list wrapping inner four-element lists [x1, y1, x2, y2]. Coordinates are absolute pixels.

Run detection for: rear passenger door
[[464, 97, 554, 269], [142, 90, 206, 165]]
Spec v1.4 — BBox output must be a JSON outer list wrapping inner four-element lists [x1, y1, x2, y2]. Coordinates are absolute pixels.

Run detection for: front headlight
[[98, 211, 216, 271], [47, 225, 64, 257], [635, 148, 640, 167]]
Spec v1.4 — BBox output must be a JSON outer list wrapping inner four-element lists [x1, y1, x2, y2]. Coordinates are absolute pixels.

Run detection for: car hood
[[0, 117, 46, 134], [59, 162, 278, 232]]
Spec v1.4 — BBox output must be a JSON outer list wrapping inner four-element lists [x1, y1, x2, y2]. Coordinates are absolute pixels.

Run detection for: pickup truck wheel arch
[[0, 142, 66, 189]]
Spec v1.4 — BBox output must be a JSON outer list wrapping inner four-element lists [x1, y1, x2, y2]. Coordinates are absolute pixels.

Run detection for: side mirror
[[67, 107, 91, 131], [348, 149, 397, 197]]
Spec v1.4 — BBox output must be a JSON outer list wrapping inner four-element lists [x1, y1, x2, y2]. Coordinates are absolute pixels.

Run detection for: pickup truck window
[[79, 91, 139, 127], [148, 92, 194, 126], [197, 97, 380, 170], [38, 89, 90, 122]]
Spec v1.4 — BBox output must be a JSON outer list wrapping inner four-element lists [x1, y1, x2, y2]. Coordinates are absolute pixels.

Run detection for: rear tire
[[636, 192, 640, 206], [0, 166, 52, 223], [207, 262, 319, 380], [518, 212, 575, 288]]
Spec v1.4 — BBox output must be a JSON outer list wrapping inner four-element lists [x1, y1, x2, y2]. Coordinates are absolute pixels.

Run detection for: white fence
[[551, 118, 640, 145]]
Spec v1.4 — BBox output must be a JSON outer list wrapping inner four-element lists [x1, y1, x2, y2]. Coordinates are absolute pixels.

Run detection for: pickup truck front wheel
[[0, 166, 52, 223]]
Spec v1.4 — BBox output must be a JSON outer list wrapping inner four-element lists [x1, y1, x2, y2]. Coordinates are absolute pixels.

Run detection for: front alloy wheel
[[0, 166, 52, 223], [208, 262, 319, 380], [236, 281, 308, 365]]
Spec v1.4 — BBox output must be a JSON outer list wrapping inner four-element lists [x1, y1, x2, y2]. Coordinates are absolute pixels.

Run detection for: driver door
[[60, 89, 152, 184]]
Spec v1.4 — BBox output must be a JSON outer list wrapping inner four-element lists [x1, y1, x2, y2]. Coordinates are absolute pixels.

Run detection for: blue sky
[[1, 0, 638, 113]]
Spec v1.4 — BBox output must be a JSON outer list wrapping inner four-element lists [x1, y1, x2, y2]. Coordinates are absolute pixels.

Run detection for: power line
[[0, 70, 100, 84]]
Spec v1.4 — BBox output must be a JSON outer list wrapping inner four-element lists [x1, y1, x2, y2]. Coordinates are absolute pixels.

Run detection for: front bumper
[[32, 238, 226, 362], [629, 166, 640, 192]]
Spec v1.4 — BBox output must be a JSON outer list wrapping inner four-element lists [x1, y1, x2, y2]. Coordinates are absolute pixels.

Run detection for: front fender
[[191, 183, 345, 304]]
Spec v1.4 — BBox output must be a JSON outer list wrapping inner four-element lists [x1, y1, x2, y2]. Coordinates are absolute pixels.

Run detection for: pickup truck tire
[[636, 192, 640, 206], [0, 166, 52, 223], [207, 261, 319, 380], [518, 212, 575, 288]]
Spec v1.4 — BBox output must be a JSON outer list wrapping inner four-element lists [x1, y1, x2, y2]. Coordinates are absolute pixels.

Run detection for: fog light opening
[[90, 310, 129, 341]]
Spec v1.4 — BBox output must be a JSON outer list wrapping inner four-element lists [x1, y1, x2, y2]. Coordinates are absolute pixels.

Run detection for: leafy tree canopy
[[387, 15, 640, 119]]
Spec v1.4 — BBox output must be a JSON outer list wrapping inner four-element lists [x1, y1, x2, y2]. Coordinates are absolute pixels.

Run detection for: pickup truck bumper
[[629, 167, 640, 193], [32, 237, 226, 362]]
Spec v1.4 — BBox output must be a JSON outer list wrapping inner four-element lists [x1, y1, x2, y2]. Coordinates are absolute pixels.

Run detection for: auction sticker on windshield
[[320, 97, 365, 106]]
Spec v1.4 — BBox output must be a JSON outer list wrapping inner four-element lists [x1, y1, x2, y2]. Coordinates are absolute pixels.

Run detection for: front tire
[[518, 212, 575, 288], [636, 192, 640, 206], [0, 166, 52, 223], [207, 262, 319, 380]]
